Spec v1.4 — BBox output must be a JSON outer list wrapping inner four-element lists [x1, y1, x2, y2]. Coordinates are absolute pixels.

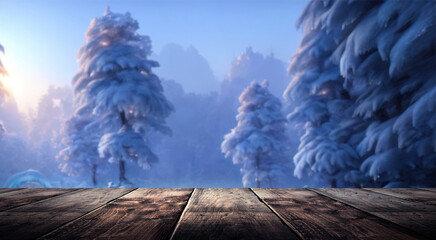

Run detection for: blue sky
[[0, 0, 307, 112]]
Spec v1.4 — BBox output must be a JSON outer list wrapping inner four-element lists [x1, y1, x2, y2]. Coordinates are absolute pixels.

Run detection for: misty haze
[[0, 0, 435, 188]]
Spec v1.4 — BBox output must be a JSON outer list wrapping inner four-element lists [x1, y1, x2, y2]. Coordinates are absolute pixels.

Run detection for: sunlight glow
[[1, 56, 24, 102], [0, 54, 38, 112]]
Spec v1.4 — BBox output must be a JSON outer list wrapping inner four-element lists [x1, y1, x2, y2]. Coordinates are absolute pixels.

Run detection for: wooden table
[[0, 188, 435, 239]]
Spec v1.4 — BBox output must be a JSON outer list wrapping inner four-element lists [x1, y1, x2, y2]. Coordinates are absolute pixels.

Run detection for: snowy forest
[[0, 0, 435, 188]]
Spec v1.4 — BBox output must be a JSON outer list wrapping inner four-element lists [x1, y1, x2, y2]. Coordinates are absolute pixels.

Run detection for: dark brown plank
[[0, 188, 23, 194], [38, 188, 193, 240], [0, 188, 78, 211], [170, 188, 299, 240], [0, 188, 134, 240], [366, 188, 436, 205], [312, 188, 436, 239], [253, 188, 422, 240]]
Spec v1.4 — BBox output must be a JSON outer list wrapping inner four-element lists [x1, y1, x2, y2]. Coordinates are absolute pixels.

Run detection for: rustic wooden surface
[[0, 188, 434, 240], [0, 188, 134, 240], [0, 188, 77, 212], [171, 188, 299, 240], [39, 189, 192, 240], [312, 188, 436, 239], [253, 188, 422, 240], [365, 188, 436, 205]]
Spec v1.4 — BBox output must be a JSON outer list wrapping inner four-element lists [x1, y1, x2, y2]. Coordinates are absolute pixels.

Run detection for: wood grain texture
[[0, 188, 78, 212], [170, 188, 299, 240], [312, 188, 436, 239], [420, 188, 436, 193], [38, 188, 193, 240], [1, 188, 435, 240], [0, 188, 23, 194], [365, 188, 436, 205], [253, 188, 422, 240], [0, 188, 134, 240]]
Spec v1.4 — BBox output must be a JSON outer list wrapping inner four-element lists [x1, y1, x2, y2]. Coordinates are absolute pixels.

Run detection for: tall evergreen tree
[[67, 7, 173, 187], [286, 0, 436, 187], [285, 1, 368, 187], [222, 81, 289, 187], [58, 116, 103, 185]]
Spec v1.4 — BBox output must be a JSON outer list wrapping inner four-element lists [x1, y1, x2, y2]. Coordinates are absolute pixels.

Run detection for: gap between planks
[[0, 188, 25, 194], [419, 188, 436, 193], [309, 188, 434, 239], [36, 188, 137, 240], [364, 188, 436, 206], [169, 188, 298, 239], [249, 188, 304, 240], [0, 188, 82, 212], [169, 188, 196, 240], [259, 188, 426, 239], [4, 188, 434, 240]]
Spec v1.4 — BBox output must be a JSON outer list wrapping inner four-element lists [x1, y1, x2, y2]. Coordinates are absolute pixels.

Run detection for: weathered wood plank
[[420, 188, 436, 193], [170, 188, 299, 240], [365, 188, 436, 205], [0, 188, 134, 240], [253, 188, 422, 240], [312, 188, 436, 239], [38, 188, 193, 240], [0, 188, 23, 194], [0, 188, 78, 212]]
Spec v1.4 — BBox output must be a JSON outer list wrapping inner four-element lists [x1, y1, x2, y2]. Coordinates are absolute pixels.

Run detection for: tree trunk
[[92, 164, 97, 186], [119, 159, 127, 183], [120, 110, 127, 125], [331, 179, 337, 188], [255, 155, 260, 188], [119, 110, 128, 185]]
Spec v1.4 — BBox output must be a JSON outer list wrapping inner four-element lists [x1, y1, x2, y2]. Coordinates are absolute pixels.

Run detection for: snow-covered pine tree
[[58, 116, 103, 186], [72, 8, 173, 187], [286, 0, 436, 187], [222, 81, 289, 187], [337, 0, 436, 187], [285, 0, 370, 187]]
